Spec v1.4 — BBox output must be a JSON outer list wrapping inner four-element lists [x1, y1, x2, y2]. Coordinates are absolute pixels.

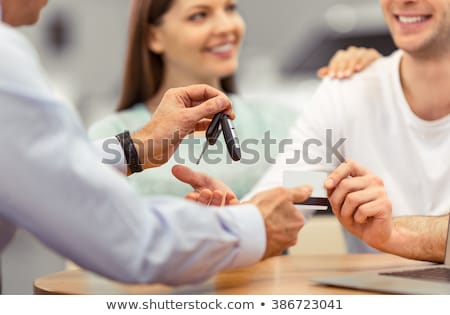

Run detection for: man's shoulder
[[0, 23, 52, 99], [0, 22, 22, 43], [349, 50, 401, 82], [0, 23, 38, 61], [303, 50, 402, 122], [316, 50, 402, 100]]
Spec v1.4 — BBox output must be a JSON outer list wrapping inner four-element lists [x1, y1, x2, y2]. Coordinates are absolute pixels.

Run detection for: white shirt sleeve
[[0, 23, 266, 285], [93, 137, 128, 174]]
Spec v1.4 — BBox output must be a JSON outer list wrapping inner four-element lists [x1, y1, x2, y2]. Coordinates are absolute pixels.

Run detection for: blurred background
[[2, 0, 397, 293]]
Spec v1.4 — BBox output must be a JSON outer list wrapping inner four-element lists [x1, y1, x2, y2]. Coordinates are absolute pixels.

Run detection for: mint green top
[[88, 95, 298, 199]]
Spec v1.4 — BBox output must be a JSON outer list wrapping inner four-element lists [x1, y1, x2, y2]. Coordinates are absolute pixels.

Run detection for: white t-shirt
[[247, 50, 450, 252]]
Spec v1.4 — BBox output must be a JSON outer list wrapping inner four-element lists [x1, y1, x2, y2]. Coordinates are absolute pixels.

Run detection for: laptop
[[312, 215, 450, 294]]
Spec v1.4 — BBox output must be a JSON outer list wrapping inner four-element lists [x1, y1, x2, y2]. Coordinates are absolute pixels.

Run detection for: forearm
[[131, 128, 168, 171], [379, 215, 448, 263]]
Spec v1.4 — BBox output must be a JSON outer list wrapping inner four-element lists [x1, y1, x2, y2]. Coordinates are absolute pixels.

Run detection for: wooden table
[[34, 254, 429, 295]]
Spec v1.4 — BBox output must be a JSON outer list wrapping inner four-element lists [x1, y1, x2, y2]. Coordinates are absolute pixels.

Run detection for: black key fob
[[206, 112, 223, 145], [221, 114, 241, 161]]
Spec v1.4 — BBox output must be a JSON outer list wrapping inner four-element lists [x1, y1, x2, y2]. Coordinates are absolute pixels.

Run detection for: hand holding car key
[[196, 112, 241, 164]]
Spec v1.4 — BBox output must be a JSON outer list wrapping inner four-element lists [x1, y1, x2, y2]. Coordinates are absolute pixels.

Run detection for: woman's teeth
[[210, 44, 233, 53]]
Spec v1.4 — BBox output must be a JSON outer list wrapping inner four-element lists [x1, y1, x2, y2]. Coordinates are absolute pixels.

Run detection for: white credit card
[[283, 171, 330, 211]]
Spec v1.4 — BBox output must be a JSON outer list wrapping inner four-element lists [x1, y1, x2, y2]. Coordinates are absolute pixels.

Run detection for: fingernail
[[302, 186, 313, 194], [325, 178, 334, 188], [215, 97, 226, 109], [337, 71, 344, 78], [329, 71, 335, 78], [344, 70, 351, 77]]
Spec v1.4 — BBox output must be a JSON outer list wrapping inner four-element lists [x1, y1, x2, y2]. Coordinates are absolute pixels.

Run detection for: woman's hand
[[317, 46, 381, 79]]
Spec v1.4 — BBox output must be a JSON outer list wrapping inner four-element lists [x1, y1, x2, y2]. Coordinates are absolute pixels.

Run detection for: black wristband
[[115, 130, 143, 174]]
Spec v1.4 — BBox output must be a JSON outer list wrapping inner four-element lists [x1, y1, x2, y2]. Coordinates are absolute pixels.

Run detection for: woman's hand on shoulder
[[317, 46, 381, 79]]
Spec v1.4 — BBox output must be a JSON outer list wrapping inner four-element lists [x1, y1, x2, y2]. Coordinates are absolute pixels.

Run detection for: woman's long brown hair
[[117, 0, 236, 111]]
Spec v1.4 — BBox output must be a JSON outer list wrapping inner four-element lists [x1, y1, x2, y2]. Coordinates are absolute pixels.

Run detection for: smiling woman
[[116, 0, 243, 114], [146, 0, 244, 101]]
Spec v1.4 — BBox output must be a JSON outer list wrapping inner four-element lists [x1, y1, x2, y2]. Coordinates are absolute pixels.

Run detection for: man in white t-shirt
[[247, 0, 450, 253]]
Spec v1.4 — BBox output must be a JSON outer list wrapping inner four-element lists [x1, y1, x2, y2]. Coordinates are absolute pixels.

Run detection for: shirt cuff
[[225, 204, 266, 269], [93, 137, 127, 175]]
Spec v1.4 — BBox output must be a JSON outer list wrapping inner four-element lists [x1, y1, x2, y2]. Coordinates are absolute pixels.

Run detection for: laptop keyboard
[[380, 267, 450, 283]]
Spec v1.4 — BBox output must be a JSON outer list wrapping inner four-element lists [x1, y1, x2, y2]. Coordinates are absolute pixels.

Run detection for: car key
[[221, 114, 241, 161], [196, 113, 223, 164]]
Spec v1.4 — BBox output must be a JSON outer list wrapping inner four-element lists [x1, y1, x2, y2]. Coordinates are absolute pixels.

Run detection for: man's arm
[[0, 87, 266, 285], [92, 137, 127, 174], [383, 215, 448, 263], [0, 28, 262, 284], [326, 160, 448, 263], [0, 94, 311, 283]]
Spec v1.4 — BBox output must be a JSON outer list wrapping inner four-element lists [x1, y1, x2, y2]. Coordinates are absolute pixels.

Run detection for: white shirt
[[0, 21, 266, 284], [247, 50, 450, 252]]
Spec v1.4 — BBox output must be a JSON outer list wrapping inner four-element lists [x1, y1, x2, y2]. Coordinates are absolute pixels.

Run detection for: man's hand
[[131, 85, 234, 170], [172, 165, 239, 206], [325, 160, 393, 249], [247, 186, 312, 259]]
